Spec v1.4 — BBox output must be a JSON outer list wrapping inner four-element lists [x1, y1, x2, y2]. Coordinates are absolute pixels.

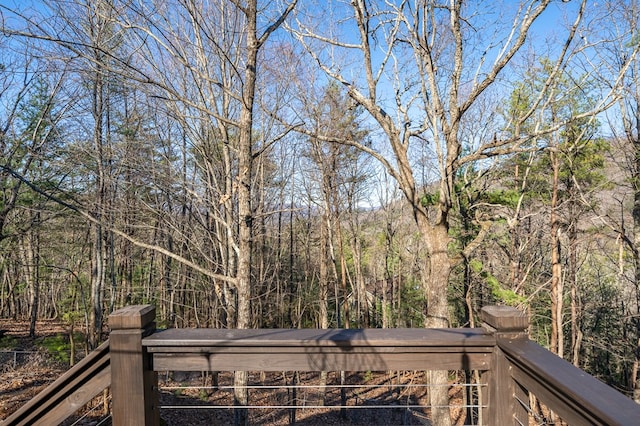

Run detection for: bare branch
[[0, 163, 239, 286]]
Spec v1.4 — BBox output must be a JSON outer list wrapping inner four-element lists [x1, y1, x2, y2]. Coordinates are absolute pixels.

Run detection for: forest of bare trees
[[1, 0, 640, 422]]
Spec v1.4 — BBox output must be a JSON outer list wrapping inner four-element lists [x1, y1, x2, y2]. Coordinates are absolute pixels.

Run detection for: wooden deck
[[4, 304, 640, 426]]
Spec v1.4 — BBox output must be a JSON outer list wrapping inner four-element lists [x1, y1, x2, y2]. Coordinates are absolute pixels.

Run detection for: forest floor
[[0, 319, 69, 421], [0, 320, 474, 425]]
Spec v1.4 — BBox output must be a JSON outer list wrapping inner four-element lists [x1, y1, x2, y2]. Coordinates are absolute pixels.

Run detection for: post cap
[[109, 305, 156, 330], [481, 305, 528, 332]]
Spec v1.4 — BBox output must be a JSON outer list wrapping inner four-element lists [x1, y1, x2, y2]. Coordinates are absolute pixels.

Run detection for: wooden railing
[[3, 304, 640, 425], [3, 340, 110, 425]]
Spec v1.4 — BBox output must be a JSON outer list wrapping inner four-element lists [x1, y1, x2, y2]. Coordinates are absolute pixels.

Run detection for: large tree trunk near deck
[[418, 217, 452, 426]]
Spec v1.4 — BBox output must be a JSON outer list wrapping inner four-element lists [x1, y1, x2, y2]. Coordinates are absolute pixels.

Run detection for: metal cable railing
[[155, 371, 487, 425], [513, 389, 569, 426], [0, 350, 38, 370], [66, 393, 112, 426]]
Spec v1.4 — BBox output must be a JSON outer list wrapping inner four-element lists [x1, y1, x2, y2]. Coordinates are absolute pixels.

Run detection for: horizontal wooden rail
[[9, 305, 639, 426], [3, 340, 110, 426], [143, 327, 496, 372], [499, 337, 640, 425]]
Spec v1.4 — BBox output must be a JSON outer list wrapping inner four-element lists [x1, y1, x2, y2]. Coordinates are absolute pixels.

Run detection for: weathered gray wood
[[3, 340, 110, 426], [110, 305, 159, 426], [500, 338, 640, 426]]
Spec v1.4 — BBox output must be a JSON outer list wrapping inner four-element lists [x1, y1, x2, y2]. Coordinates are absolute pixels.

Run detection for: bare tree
[[289, 0, 632, 423], [0, 39, 44, 322], [600, 0, 640, 405], [118, 1, 297, 423]]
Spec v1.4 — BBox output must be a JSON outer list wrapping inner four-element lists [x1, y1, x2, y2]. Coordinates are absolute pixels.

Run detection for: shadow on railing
[[3, 304, 640, 425]]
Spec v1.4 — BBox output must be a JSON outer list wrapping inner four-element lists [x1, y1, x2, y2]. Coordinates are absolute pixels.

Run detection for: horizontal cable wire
[[158, 372, 485, 419], [513, 392, 559, 425], [159, 383, 485, 391], [159, 404, 484, 410], [69, 393, 111, 426]]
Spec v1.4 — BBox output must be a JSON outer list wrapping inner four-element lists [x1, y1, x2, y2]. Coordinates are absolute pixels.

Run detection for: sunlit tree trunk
[[568, 203, 582, 367], [550, 150, 563, 357], [232, 4, 257, 420], [232, 2, 297, 423], [22, 213, 40, 338], [89, 54, 107, 349], [632, 110, 640, 404]]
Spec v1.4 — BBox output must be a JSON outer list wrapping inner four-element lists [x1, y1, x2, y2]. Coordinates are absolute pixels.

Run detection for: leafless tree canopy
[[1, 1, 640, 421]]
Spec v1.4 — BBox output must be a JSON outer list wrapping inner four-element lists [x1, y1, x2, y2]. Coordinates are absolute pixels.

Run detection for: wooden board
[[143, 328, 494, 373], [151, 350, 491, 372], [4, 341, 111, 426], [501, 338, 640, 426], [480, 306, 528, 332], [109, 305, 156, 330], [143, 327, 495, 348]]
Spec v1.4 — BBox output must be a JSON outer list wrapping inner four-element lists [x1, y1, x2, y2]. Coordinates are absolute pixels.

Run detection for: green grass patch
[[36, 333, 82, 365], [0, 335, 18, 349]]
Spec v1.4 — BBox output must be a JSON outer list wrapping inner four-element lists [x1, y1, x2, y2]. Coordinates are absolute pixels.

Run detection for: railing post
[[109, 305, 159, 426], [481, 305, 529, 425]]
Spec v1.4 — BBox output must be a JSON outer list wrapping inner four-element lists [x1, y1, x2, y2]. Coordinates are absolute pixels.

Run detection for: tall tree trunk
[[89, 64, 106, 350], [85, 0, 117, 350], [233, 3, 258, 424], [423, 128, 456, 426], [633, 254, 640, 404], [550, 150, 563, 357], [222, 129, 237, 328], [568, 216, 582, 367], [319, 211, 330, 330], [418, 218, 452, 426], [334, 212, 350, 329], [23, 215, 40, 338], [348, 203, 368, 327], [632, 113, 640, 404], [314, 202, 329, 405]]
